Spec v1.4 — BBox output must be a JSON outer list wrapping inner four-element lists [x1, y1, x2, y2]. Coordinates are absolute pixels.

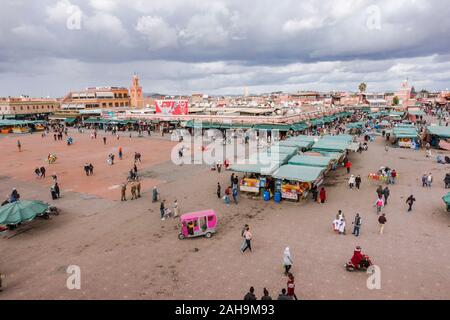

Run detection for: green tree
[[358, 82, 367, 93], [393, 96, 399, 106]]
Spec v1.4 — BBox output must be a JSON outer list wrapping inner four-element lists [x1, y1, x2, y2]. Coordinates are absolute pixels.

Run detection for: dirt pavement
[[0, 129, 449, 300]]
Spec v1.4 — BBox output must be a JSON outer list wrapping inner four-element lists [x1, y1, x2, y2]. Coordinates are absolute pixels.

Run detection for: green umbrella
[[0, 200, 49, 225]]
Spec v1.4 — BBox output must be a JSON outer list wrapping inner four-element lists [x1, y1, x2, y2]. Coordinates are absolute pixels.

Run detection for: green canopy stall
[[0, 200, 49, 225], [272, 164, 325, 201]]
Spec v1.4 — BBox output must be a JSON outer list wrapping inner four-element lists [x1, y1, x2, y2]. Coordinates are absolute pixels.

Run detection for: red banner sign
[[155, 100, 189, 115]]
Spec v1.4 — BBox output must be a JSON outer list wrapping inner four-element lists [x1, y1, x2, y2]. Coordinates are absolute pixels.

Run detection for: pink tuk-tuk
[[178, 209, 217, 240]]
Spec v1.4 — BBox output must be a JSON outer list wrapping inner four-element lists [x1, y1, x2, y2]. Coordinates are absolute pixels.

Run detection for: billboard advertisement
[[155, 100, 189, 115]]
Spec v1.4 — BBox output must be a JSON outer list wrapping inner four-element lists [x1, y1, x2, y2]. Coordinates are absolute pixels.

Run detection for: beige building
[[52, 86, 130, 119], [0, 97, 60, 117]]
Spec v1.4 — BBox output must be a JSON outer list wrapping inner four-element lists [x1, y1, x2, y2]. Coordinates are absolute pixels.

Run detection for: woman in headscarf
[[283, 247, 294, 275], [338, 218, 346, 235], [152, 186, 158, 203]]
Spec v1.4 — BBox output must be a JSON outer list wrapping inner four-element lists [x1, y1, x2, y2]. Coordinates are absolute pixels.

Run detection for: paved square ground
[[0, 129, 449, 299]]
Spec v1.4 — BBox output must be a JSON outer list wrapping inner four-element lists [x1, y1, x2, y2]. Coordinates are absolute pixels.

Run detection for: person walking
[[243, 287, 257, 300], [160, 200, 166, 220], [103, 136, 106, 145], [34, 168, 41, 178], [232, 187, 238, 205], [352, 213, 362, 237], [120, 183, 127, 201], [17, 140, 21, 152], [152, 186, 159, 203], [444, 174, 450, 189], [89, 163, 94, 175], [241, 227, 252, 253], [283, 247, 294, 275], [348, 175, 355, 189], [261, 288, 272, 300], [311, 185, 318, 202], [40, 166, 46, 178], [84, 163, 90, 176], [376, 185, 383, 198], [173, 199, 179, 217], [338, 218, 346, 235], [427, 173, 433, 187], [375, 196, 384, 214], [118, 147, 123, 160], [224, 186, 231, 206], [130, 181, 137, 200], [136, 179, 141, 198], [390, 169, 397, 184], [383, 186, 390, 205], [355, 175, 362, 190], [378, 213, 387, 234], [345, 160, 352, 174], [287, 273, 298, 300], [50, 184, 57, 200], [54, 182, 60, 198], [406, 195, 416, 212], [216, 182, 221, 199], [319, 187, 326, 203], [422, 174, 428, 187], [332, 216, 340, 233]]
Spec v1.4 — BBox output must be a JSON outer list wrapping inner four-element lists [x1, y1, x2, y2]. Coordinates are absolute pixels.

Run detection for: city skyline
[[1, 0, 449, 97]]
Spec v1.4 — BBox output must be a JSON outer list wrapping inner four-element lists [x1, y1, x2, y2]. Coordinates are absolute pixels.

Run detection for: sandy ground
[[0, 127, 449, 300]]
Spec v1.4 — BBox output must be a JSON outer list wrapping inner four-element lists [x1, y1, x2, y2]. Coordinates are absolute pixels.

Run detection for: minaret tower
[[130, 73, 144, 108]]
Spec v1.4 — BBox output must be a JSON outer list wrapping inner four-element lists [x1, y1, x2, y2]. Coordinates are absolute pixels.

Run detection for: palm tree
[[358, 82, 367, 93]]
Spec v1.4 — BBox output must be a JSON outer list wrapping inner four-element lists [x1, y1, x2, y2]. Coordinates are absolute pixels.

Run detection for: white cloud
[[11, 24, 55, 41], [46, 0, 81, 24], [85, 12, 128, 42], [179, 14, 230, 47], [282, 17, 324, 33], [89, 0, 119, 12], [135, 16, 178, 49]]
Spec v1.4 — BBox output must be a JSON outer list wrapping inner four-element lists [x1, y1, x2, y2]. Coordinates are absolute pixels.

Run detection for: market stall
[[311, 139, 350, 153], [272, 164, 325, 201], [426, 125, 450, 149], [266, 145, 298, 156], [276, 139, 314, 150], [288, 154, 334, 172], [287, 135, 319, 143], [229, 162, 280, 195], [392, 126, 418, 148]]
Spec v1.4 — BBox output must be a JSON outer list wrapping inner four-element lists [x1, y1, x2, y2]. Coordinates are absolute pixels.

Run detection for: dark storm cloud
[[0, 0, 449, 96]]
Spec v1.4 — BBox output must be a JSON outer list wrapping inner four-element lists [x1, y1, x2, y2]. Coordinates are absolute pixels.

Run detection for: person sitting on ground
[[277, 288, 292, 300], [9, 188, 20, 203], [243, 287, 257, 300], [261, 288, 272, 300]]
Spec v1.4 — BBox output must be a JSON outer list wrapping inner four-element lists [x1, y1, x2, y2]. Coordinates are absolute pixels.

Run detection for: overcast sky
[[0, 0, 449, 97]]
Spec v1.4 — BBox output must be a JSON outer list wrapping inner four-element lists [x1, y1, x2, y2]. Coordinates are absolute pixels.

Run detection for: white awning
[[346, 142, 360, 152], [96, 92, 114, 98]]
